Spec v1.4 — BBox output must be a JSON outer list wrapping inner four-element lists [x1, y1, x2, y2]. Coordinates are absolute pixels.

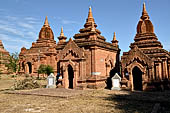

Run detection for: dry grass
[[0, 74, 16, 90], [0, 74, 170, 113], [0, 74, 46, 91]]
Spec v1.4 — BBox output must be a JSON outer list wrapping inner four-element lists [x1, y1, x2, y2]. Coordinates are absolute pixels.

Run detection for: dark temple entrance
[[68, 65, 74, 89], [132, 66, 143, 91], [27, 62, 32, 74], [106, 67, 117, 89]]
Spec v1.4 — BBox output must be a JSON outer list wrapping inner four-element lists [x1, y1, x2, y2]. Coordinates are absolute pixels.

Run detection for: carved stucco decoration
[[123, 46, 152, 69], [57, 38, 86, 60], [127, 60, 146, 74], [105, 54, 114, 68]]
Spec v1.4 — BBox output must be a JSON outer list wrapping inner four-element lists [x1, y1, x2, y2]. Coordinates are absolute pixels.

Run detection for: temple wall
[[94, 48, 117, 76], [85, 50, 92, 77]]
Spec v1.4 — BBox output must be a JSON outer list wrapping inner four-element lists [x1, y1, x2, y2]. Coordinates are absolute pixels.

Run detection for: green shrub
[[45, 65, 54, 76], [38, 64, 54, 76]]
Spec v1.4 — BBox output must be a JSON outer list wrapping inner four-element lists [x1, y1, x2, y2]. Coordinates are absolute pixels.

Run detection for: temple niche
[[121, 3, 170, 91], [0, 40, 10, 74], [19, 7, 120, 89]]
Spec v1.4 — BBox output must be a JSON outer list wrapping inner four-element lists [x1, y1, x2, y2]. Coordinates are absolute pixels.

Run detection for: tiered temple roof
[[128, 3, 169, 59], [73, 7, 119, 51], [20, 16, 57, 55], [33, 16, 56, 48], [0, 40, 9, 55], [0, 40, 10, 73]]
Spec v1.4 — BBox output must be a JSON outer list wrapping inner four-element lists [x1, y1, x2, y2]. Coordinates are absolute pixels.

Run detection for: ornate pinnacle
[[44, 16, 49, 27], [60, 27, 64, 37], [88, 6, 93, 19], [113, 32, 116, 41], [58, 27, 67, 43], [141, 2, 149, 19], [86, 6, 95, 23], [112, 32, 118, 44]]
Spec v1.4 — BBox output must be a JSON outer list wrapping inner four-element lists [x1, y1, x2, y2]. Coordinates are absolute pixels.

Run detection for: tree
[[45, 65, 54, 76], [38, 64, 54, 77], [5, 52, 20, 74], [38, 64, 46, 74], [38, 64, 46, 78]]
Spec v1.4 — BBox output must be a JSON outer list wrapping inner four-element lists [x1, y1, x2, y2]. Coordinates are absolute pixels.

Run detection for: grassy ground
[[0, 74, 170, 113], [0, 74, 46, 91], [0, 74, 16, 90]]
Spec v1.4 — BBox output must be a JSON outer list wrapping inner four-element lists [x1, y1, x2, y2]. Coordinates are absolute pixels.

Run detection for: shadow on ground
[[104, 90, 170, 113]]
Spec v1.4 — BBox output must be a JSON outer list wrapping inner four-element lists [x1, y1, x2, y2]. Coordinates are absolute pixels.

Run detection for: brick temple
[[0, 40, 10, 74], [121, 3, 170, 91], [19, 7, 120, 89]]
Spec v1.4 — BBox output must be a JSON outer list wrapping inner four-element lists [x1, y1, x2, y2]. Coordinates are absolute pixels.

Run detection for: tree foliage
[[38, 64, 54, 76], [5, 52, 20, 73], [38, 64, 46, 74]]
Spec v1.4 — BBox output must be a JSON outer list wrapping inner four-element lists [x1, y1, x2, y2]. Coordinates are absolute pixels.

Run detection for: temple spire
[[88, 6, 93, 19], [60, 27, 64, 37], [141, 2, 149, 19], [58, 27, 67, 43], [113, 32, 116, 41], [86, 6, 95, 23], [111, 32, 118, 46], [44, 16, 49, 27]]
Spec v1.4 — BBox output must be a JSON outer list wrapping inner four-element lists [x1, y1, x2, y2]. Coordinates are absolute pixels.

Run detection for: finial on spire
[[143, 2, 147, 14], [58, 27, 67, 43], [88, 6, 93, 19], [60, 27, 64, 37], [86, 6, 95, 23], [141, 2, 149, 19], [111, 32, 118, 45], [44, 16, 49, 27], [113, 32, 116, 41]]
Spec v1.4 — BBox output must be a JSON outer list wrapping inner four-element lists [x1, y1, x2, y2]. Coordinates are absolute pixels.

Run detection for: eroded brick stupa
[[19, 7, 120, 89], [0, 40, 10, 74], [121, 3, 170, 91]]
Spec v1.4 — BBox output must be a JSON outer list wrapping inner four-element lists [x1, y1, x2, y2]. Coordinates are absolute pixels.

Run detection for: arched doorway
[[27, 62, 32, 74], [67, 65, 74, 89], [132, 66, 143, 91], [106, 67, 117, 89], [22, 62, 25, 72]]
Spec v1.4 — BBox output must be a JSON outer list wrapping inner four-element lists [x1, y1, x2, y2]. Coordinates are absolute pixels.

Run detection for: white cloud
[[27, 21, 37, 24], [24, 17, 37, 21], [62, 20, 79, 24], [26, 31, 37, 38], [5, 15, 18, 21], [0, 20, 8, 25], [0, 25, 24, 37], [0, 15, 41, 53], [0, 34, 29, 46], [18, 22, 34, 29]]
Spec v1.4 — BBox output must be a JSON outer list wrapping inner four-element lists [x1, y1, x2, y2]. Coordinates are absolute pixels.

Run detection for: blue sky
[[0, 0, 170, 55]]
